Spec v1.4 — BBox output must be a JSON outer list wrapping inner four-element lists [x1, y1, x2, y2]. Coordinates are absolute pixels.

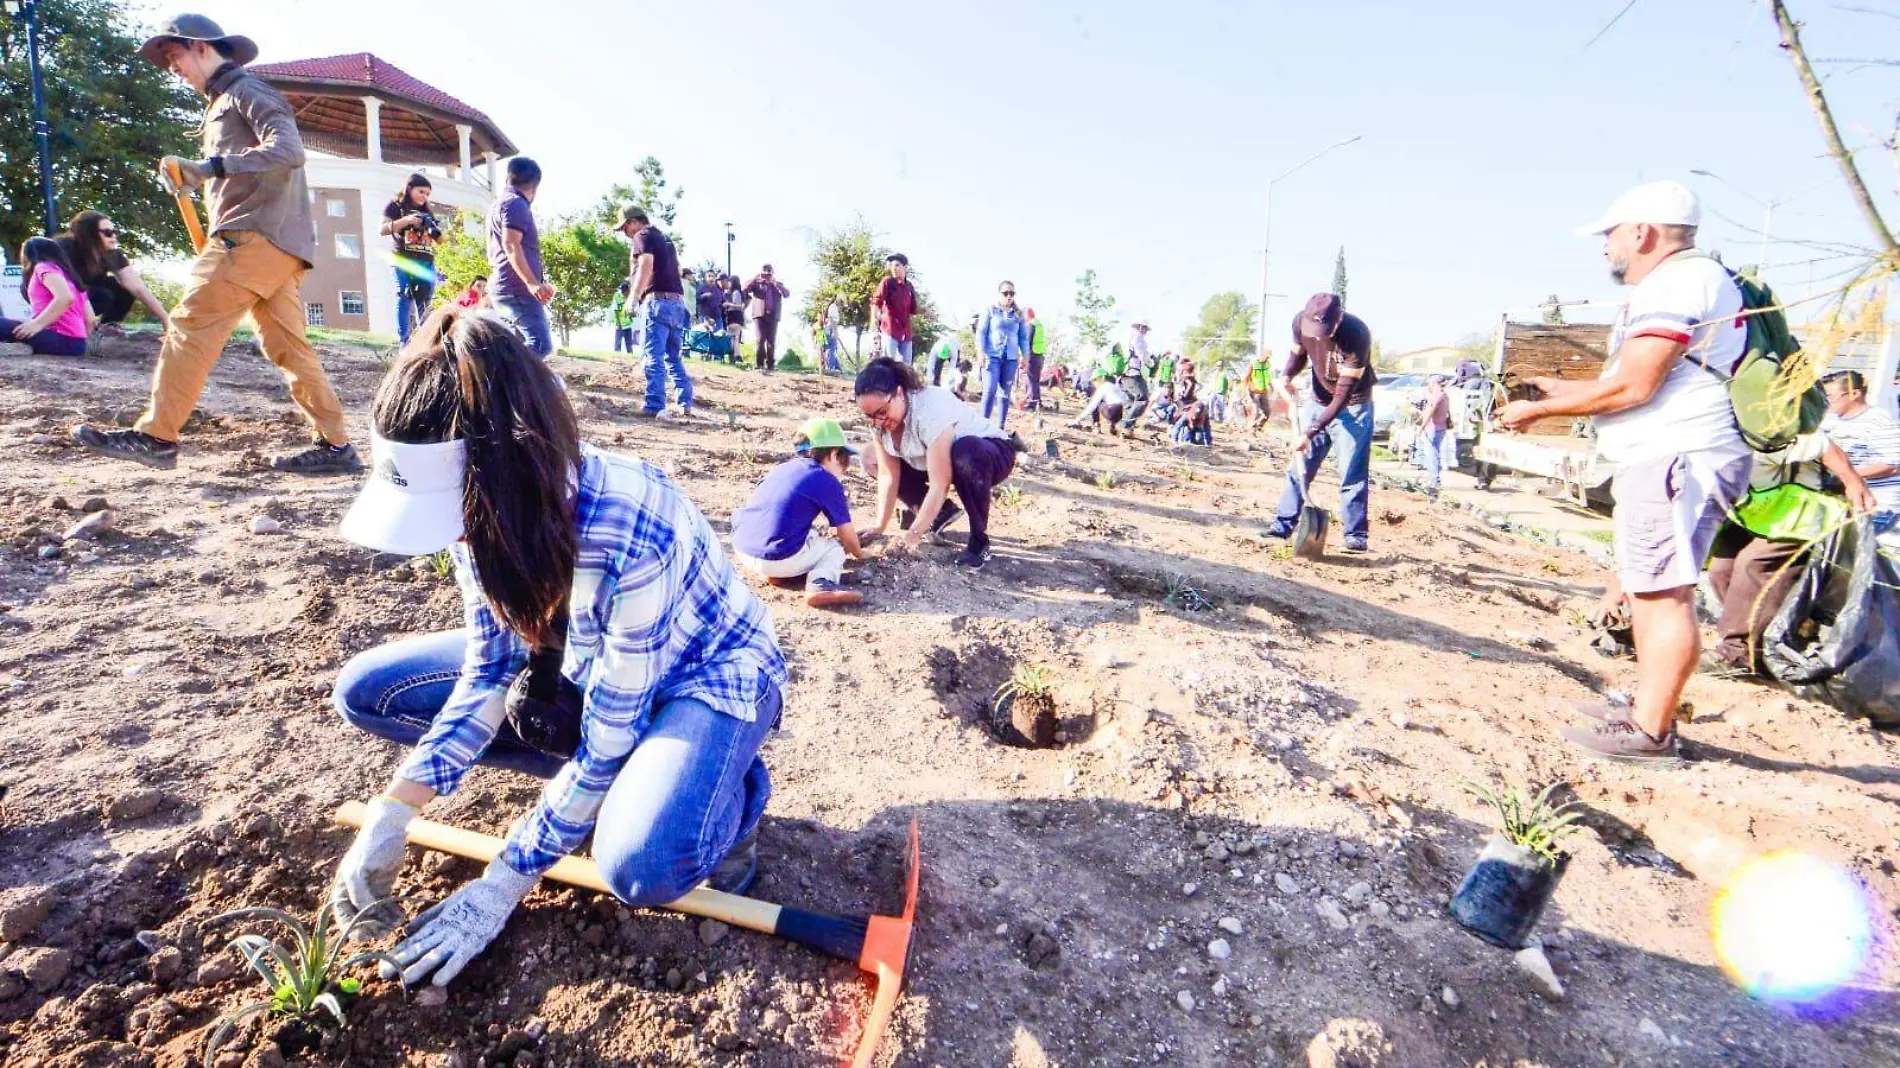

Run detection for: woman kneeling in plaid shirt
[[326, 307, 787, 990]]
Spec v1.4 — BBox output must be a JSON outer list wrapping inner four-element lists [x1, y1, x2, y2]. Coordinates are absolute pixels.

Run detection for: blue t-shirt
[[487, 188, 542, 304], [731, 458, 852, 561]]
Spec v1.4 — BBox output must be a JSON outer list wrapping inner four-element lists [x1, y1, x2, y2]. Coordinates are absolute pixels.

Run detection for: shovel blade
[[1292, 505, 1331, 559]]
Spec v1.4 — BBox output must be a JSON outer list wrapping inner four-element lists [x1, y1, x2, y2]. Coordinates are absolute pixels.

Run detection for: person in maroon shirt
[[1264, 293, 1377, 553], [872, 252, 918, 363]]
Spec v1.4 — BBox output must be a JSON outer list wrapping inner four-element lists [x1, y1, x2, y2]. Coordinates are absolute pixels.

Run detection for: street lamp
[[1257, 135, 1362, 356], [5, 0, 59, 235], [724, 222, 735, 278], [1688, 168, 1835, 275]]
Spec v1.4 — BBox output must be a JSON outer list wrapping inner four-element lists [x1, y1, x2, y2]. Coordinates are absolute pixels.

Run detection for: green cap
[[616, 203, 650, 228], [797, 417, 858, 456]]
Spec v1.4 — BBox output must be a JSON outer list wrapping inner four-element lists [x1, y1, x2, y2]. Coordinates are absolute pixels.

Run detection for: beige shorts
[[1612, 449, 1753, 595]]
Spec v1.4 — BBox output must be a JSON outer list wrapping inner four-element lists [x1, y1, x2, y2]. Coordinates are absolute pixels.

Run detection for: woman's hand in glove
[[381, 858, 538, 987], [329, 795, 416, 940]]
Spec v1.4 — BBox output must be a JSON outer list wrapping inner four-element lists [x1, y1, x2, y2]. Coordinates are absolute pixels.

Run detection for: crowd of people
[[10, 11, 1897, 997]]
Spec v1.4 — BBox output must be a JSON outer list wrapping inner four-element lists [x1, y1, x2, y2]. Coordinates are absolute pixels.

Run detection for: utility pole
[[724, 222, 734, 278], [9, 0, 59, 235], [1257, 135, 1361, 358]]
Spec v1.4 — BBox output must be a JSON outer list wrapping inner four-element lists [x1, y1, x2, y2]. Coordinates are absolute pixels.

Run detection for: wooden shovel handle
[[161, 159, 207, 254]]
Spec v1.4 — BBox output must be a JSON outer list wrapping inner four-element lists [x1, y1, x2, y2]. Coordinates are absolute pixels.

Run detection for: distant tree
[[585, 155, 685, 252], [800, 217, 939, 367], [1071, 268, 1118, 350], [544, 220, 628, 349], [1182, 291, 1259, 370], [431, 216, 487, 300], [1541, 294, 1566, 325], [1331, 247, 1349, 309], [1, 0, 200, 254]]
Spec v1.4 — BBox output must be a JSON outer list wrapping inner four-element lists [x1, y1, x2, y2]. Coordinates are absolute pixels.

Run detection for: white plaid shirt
[[397, 445, 787, 876]]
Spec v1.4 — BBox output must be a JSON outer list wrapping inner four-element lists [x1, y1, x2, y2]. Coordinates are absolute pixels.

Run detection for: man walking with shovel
[[72, 14, 359, 474], [1263, 294, 1376, 554]]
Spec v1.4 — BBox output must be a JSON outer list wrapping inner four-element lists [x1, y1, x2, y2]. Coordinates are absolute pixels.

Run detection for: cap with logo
[[793, 417, 859, 457], [1298, 293, 1344, 340], [1575, 180, 1701, 236], [138, 14, 259, 68], [338, 433, 468, 555]]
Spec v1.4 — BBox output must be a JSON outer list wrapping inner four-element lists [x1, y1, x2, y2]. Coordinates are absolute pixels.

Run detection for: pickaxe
[[334, 801, 918, 1068], [160, 158, 207, 254]]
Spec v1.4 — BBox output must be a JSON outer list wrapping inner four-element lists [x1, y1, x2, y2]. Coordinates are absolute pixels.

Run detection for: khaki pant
[[135, 231, 348, 445], [734, 529, 846, 585]]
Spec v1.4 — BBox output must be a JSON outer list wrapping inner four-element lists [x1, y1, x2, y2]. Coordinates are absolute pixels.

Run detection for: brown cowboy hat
[[137, 14, 259, 68]]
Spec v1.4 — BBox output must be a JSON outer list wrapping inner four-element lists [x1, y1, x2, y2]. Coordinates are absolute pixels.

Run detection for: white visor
[[338, 432, 467, 555]]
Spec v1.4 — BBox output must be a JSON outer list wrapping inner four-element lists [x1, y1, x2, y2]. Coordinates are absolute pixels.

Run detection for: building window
[[340, 291, 366, 316], [326, 199, 348, 218], [334, 234, 361, 260], [305, 302, 326, 327]]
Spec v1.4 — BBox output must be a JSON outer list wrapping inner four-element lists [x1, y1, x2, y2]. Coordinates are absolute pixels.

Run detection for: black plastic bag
[[1761, 518, 1900, 727]]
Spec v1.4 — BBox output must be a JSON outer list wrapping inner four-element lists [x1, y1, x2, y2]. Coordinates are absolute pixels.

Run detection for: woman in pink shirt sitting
[[3, 238, 92, 357]]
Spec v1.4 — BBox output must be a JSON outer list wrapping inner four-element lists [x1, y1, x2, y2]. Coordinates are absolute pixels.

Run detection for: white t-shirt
[[876, 385, 1008, 468], [1593, 251, 1746, 464], [1130, 331, 1150, 363], [1823, 406, 1900, 514]]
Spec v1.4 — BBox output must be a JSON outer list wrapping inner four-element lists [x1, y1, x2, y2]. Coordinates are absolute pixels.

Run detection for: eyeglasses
[[1001, 291, 1016, 297], [865, 394, 897, 423], [98, 228, 120, 238]]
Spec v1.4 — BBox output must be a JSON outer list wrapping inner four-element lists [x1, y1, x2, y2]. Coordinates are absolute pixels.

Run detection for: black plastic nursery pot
[[1448, 834, 1568, 948]]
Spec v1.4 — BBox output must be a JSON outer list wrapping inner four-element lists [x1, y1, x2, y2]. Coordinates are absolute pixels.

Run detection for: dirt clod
[[105, 789, 166, 822], [0, 886, 55, 941]]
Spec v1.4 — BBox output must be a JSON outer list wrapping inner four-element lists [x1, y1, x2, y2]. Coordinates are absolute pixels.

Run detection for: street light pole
[[724, 222, 734, 278], [1688, 168, 1833, 276], [11, 0, 59, 235], [1257, 135, 1362, 357]]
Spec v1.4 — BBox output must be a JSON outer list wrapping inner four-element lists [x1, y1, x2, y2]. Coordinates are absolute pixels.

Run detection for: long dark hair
[[853, 355, 923, 398], [392, 172, 432, 208], [19, 237, 82, 302], [64, 210, 112, 281], [371, 307, 581, 648]]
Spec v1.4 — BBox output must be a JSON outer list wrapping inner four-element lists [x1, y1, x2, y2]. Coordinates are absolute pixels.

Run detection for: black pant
[[895, 436, 1016, 553], [1118, 374, 1150, 430], [1708, 526, 1805, 669], [0, 320, 87, 356], [1026, 354, 1045, 408], [87, 281, 137, 325], [756, 314, 781, 370]]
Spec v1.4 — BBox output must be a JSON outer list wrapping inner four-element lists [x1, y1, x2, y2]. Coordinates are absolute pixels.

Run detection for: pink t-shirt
[[30, 263, 88, 339]]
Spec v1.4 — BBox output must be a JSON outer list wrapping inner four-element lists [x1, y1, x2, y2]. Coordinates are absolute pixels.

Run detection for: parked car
[[1372, 373, 1427, 436]]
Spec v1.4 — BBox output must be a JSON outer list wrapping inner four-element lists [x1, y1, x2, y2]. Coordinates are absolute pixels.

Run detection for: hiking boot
[[271, 441, 364, 475], [709, 834, 758, 895], [956, 544, 993, 570], [1562, 719, 1680, 764], [806, 577, 863, 608], [1343, 536, 1369, 554], [71, 425, 178, 470], [1259, 522, 1293, 541]]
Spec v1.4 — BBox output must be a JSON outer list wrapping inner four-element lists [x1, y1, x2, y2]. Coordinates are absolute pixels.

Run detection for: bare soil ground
[[2, 335, 1897, 1068]]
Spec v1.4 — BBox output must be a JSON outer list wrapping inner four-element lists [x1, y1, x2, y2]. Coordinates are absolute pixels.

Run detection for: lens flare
[[382, 250, 441, 284], [1711, 851, 1876, 1004]]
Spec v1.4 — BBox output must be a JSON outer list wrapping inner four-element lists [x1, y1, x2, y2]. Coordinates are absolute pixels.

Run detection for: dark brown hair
[[63, 211, 112, 282], [372, 307, 580, 648], [392, 172, 432, 207], [18, 237, 82, 302], [853, 355, 923, 397]]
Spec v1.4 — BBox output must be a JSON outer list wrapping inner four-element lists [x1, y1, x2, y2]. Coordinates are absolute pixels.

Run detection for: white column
[[456, 124, 473, 181], [362, 96, 383, 163], [485, 153, 497, 192]]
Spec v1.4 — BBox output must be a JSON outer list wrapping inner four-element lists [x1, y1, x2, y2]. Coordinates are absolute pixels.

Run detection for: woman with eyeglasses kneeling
[[328, 307, 787, 989], [854, 356, 1017, 570]]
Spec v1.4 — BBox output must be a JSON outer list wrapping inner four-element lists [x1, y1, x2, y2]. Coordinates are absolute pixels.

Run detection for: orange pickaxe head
[[846, 818, 919, 1068]]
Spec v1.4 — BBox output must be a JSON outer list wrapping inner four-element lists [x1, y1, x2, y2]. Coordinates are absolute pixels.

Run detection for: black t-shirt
[[697, 283, 721, 320], [1286, 311, 1375, 405], [383, 200, 439, 264], [630, 226, 682, 300]]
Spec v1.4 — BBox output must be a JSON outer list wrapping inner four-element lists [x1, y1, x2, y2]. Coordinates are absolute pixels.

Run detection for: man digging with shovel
[[1264, 293, 1377, 554], [71, 14, 360, 475]]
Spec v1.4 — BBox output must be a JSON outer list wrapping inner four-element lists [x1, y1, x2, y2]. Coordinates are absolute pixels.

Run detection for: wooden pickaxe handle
[[162, 159, 207, 254]]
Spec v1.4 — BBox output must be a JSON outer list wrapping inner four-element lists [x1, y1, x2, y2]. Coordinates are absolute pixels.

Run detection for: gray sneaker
[[270, 442, 365, 475], [72, 425, 179, 470], [1562, 719, 1680, 764]]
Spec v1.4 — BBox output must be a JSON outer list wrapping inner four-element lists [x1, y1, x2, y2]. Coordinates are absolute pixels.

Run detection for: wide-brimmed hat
[[338, 433, 467, 555], [138, 14, 258, 68]]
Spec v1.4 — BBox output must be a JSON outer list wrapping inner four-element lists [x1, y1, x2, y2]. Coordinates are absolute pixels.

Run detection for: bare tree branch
[[1830, 3, 1900, 19], [1770, 1, 1899, 258], [1583, 0, 1643, 50]]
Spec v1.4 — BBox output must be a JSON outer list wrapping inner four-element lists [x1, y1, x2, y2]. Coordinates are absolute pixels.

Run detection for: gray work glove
[[329, 795, 416, 940], [157, 156, 211, 196], [381, 858, 537, 987]]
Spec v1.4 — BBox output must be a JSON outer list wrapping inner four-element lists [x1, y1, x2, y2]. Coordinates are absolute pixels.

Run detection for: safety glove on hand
[[382, 858, 538, 987], [329, 795, 416, 940], [157, 156, 211, 196]]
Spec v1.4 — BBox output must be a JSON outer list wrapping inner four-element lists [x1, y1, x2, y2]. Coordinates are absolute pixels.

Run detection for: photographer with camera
[[382, 173, 442, 344]]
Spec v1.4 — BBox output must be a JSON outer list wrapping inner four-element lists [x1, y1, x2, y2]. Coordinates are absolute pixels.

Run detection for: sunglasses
[[98, 228, 121, 238], [1001, 291, 1016, 297]]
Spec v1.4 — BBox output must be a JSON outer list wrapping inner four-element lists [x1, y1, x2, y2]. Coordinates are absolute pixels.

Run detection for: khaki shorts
[[1612, 450, 1753, 595]]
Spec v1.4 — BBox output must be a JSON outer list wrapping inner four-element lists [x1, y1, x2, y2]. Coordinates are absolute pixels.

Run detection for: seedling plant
[[202, 898, 404, 1062], [1464, 780, 1585, 863]]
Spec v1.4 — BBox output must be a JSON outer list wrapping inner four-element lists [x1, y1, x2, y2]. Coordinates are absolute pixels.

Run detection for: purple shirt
[[731, 457, 852, 561], [486, 188, 542, 304]]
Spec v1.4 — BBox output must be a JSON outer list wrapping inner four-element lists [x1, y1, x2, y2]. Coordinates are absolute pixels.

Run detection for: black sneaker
[[709, 834, 758, 895], [270, 442, 365, 475], [956, 545, 992, 570], [72, 425, 178, 470]]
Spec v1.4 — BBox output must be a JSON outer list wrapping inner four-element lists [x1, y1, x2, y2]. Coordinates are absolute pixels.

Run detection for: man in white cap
[[1498, 180, 1753, 762]]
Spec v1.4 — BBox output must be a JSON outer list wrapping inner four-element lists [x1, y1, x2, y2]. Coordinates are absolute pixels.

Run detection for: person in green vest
[[1246, 349, 1276, 431], [611, 280, 636, 353], [1154, 350, 1177, 389], [1098, 340, 1128, 379], [1210, 361, 1232, 424], [930, 331, 959, 387], [1025, 308, 1051, 410]]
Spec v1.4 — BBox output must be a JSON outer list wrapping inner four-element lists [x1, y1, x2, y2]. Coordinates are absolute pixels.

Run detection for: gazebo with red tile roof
[[251, 53, 516, 175]]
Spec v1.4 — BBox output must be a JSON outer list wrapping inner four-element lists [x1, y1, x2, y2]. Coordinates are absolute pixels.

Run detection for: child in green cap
[[730, 417, 866, 607]]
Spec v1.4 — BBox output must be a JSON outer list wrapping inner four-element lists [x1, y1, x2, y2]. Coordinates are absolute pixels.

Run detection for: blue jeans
[[1420, 427, 1447, 491], [331, 629, 780, 908], [883, 335, 914, 363], [983, 356, 1019, 429], [496, 298, 553, 358], [613, 326, 635, 352], [641, 296, 692, 414], [394, 269, 435, 345], [823, 328, 841, 370], [1274, 402, 1373, 541]]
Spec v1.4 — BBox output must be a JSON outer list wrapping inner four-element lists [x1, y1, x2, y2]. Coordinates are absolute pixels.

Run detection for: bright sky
[[178, 0, 1898, 353]]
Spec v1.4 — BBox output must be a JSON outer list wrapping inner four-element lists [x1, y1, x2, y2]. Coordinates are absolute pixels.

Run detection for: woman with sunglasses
[[57, 211, 173, 331], [328, 307, 787, 989], [854, 356, 1016, 570]]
